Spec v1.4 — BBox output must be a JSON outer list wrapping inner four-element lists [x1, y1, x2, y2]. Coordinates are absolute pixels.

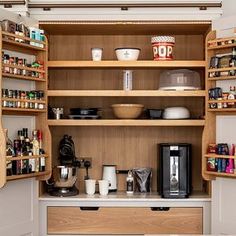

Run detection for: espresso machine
[[47, 135, 81, 197], [159, 143, 192, 198]]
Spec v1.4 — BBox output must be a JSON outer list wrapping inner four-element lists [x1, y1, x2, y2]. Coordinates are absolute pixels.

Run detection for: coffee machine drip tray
[[49, 187, 79, 197]]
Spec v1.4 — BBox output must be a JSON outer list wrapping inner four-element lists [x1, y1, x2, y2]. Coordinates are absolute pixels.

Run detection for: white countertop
[[39, 191, 211, 202]]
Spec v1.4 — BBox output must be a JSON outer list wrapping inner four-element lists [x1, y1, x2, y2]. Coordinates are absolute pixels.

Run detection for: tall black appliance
[[159, 143, 192, 198]]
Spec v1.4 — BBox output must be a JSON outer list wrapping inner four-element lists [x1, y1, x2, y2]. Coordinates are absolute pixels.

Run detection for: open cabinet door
[[0, 9, 40, 236], [210, 13, 236, 234]]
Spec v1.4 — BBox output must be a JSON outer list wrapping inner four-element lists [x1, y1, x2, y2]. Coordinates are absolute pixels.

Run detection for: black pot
[[146, 109, 163, 119]]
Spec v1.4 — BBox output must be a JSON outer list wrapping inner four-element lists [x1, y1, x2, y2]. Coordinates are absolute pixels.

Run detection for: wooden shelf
[[208, 36, 236, 44], [207, 43, 236, 50], [208, 75, 236, 81], [2, 107, 46, 115], [3, 63, 45, 73], [47, 119, 205, 127], [48, 60, 206, 68], [2, 98, 46, 104], [48, 90, 206, 97], [2, 31, 46, 52], [204, 154, 236, 159], [208, 99, 236, 104], [7, 171, 51, 181], [2, 38, 46, 52], [208, 67, 236, 73], [6, 154, 49, 161], [208, 108, 236, 112], [2, 72, 46, 82], [205, 171, 236, 178]]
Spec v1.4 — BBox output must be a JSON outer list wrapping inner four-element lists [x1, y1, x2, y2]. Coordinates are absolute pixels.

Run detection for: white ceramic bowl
[[163, 107, 190, 119], [115, 48, 141, 61]]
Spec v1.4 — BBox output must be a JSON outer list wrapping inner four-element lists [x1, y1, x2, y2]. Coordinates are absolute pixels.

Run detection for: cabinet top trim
[[40, 21, 211, 35]]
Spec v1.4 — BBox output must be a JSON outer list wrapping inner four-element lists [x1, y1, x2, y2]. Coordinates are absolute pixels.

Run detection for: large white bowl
[[163, 107, 190, 119], [115, 48, 141, 61]]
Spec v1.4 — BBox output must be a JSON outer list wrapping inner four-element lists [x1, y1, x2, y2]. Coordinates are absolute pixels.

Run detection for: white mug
[[98, 179, 109, 196], [91, 48, 103, 61], [85, 179, 96, 195]]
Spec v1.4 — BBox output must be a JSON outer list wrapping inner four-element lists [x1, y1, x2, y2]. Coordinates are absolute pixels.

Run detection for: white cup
[[85, 179, 96, 195], [98, 179, 109, 196], [91, 48, 103, 61]]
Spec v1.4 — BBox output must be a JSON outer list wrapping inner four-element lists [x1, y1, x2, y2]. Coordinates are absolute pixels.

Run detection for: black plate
[[70, 108, 100, 116]]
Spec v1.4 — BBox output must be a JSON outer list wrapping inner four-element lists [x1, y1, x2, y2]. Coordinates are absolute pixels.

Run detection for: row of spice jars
[[208, 39, 236, 48], [208, 86, 236, 109], [2, 89, 45, 110], [2, 52, 44, 79], [1, 20, 45, 49], [208, 48, 236, 78]]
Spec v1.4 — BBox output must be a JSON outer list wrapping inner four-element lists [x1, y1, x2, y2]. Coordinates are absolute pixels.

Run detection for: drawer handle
[[80, 207, 99, 211], [151, 207, 170, 211]]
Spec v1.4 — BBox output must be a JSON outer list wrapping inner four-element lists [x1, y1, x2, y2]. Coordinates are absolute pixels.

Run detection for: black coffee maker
[[47, 135, 80, 197], [159, 143, 192, 198]]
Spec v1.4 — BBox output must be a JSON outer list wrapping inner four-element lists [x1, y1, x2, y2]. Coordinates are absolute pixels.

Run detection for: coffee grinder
[[47, 135, 81, 197]]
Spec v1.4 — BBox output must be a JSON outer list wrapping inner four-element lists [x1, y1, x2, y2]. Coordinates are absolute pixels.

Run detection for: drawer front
[[47, 207, 202, 235]]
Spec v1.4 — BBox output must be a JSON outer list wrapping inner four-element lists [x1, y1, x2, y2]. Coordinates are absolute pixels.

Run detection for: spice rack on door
[[0, 28, 51, 188], [203, 30, 236, 180]]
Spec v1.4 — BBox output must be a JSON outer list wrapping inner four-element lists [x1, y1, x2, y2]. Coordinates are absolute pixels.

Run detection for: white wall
[[29, 0, 222, 21], [222, 0, 236, 17], [211, 1, 236, 234]]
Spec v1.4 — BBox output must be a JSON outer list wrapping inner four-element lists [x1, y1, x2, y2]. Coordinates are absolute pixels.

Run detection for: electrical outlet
[[78, 157, 92, 169]]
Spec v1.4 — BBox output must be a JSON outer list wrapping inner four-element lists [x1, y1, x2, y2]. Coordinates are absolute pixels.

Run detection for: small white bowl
[[115, 48, 141, 61]]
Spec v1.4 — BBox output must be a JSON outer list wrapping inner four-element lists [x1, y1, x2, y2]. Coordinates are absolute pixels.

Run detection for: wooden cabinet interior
[[40, 21, 211, 195], [50, 126, 204, 192]]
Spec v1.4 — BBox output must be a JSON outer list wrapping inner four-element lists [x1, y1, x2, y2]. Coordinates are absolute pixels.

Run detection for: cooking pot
[[163, 107, 190, 119], [53, 166, 77, 188]]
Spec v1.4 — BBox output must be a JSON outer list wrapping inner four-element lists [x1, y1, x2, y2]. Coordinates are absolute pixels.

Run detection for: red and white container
[[151, 36, 175, 60]]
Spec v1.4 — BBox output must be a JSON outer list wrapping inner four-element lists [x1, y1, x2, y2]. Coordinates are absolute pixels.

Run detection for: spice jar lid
[[151, 36, 175, 44]]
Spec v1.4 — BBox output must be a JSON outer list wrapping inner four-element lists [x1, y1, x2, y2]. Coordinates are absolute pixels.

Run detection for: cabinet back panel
[[48, 68, 205, 90], [50, 126, 204, 192], [48, 35, 204, 60]]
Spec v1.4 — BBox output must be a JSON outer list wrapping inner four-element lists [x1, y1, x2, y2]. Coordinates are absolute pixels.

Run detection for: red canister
[[151, 36, 175, 60]]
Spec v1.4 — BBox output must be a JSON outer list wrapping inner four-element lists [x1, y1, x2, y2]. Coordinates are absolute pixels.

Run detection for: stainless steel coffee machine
[[47, 135, 81, 197], [159, 143, 192, 198]]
